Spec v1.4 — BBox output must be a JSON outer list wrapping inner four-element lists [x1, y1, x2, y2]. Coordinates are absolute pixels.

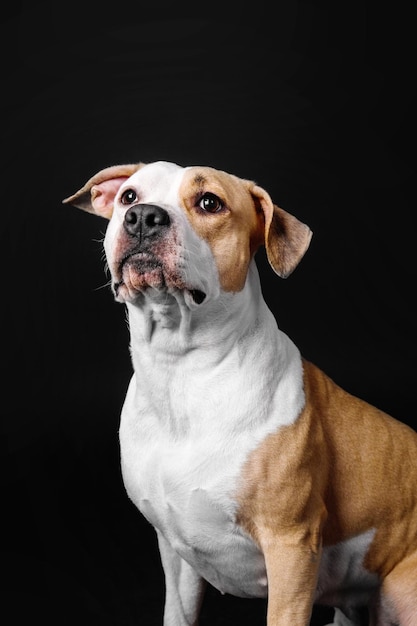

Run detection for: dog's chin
[[113, 261, 206, 308]]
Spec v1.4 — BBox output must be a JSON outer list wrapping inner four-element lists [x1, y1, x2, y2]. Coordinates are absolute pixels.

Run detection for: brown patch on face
[[178, 167, 265, 292]]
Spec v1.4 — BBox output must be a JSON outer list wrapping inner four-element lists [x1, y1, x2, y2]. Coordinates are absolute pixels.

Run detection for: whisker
[[93, 279, 112, 292]]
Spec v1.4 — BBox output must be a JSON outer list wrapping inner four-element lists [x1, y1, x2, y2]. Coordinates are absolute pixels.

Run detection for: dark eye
[[121, 189, 137, 205], [199, 192, 224, 214]]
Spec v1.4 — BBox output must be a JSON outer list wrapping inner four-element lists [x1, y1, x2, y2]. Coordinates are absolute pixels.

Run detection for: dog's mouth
[[188, 289, 206, 304], [113, 253, 206, 306]]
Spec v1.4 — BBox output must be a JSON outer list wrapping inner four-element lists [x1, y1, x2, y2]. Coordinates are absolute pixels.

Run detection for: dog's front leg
[[262, 533, 320, 626], [156, 530, 206, 626]]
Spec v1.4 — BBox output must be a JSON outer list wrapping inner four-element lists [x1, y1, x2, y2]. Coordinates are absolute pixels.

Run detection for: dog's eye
[[121, 189, 138, 205], [199, 193, 224, 214]]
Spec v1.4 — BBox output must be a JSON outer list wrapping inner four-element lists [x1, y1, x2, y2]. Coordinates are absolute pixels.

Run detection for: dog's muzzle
[[113, 203, 206, 306]]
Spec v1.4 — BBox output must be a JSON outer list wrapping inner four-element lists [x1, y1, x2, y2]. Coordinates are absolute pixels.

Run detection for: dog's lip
[[114, 281, 206, 306], [119, 250, 160, 271], [189, 289, 206, 304], [114, 252, 207, 306]]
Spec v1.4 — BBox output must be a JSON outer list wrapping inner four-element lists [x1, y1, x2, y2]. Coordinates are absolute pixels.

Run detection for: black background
[[3, 2, 416, 625]]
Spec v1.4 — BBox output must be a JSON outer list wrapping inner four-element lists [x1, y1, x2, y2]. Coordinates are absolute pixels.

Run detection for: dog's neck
[[125, 258, 301, 395], [122, 260, 304, 438], [126, 261, 268, 357]]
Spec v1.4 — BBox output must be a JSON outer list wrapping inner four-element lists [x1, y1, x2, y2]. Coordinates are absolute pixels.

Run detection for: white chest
[[119, 350, 379, 604], [120, 419, 269, 596], [119, 315, 306, 596]]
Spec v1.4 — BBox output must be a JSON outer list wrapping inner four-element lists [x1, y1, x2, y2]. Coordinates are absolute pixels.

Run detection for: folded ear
[[62, 163, 146, 219], [251, 184, 312, 278]]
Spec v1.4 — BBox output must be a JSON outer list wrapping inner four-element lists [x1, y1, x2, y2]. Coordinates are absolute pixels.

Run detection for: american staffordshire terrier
[[64, 160, 417, 626]]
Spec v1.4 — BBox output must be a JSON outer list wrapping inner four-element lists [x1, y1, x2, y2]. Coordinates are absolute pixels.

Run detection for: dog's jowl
[[64, 161, 417, 626]]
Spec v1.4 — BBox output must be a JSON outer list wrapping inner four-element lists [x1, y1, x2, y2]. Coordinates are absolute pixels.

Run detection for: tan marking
[[250, 185, 313, 278], [179, 167, 265, 292], [236, 359, 417, 581]]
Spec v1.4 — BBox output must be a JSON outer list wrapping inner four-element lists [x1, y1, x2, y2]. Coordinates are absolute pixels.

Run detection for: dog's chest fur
[[122, 415, 269, 596], [118, 290, 306, 596]]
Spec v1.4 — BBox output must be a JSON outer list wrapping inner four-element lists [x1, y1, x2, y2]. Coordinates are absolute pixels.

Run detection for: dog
[[64, 160, 417, 625]]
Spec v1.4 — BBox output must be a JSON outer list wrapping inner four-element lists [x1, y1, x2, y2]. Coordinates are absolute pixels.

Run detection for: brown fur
[[236, 359, 417, 621]]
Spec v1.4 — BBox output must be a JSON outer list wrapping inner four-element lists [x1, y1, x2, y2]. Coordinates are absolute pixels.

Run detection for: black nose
[[124, 204, 171, 239]]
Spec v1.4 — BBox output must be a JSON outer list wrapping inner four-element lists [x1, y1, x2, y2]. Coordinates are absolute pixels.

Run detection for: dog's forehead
[[124, 161, 185, 201], [123, 161, 246, 206]]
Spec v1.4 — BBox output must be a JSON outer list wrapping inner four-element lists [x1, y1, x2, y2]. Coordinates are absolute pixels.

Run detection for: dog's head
[[63, 161, 312, 308]]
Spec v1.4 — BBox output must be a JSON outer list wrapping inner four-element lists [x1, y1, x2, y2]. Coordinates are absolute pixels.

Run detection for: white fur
[[316, 530, 379, 610]]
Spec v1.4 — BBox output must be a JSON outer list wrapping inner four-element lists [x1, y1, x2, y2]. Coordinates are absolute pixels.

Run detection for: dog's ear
[[251, 184, 312, 278], [62, 163, 146, 219]]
